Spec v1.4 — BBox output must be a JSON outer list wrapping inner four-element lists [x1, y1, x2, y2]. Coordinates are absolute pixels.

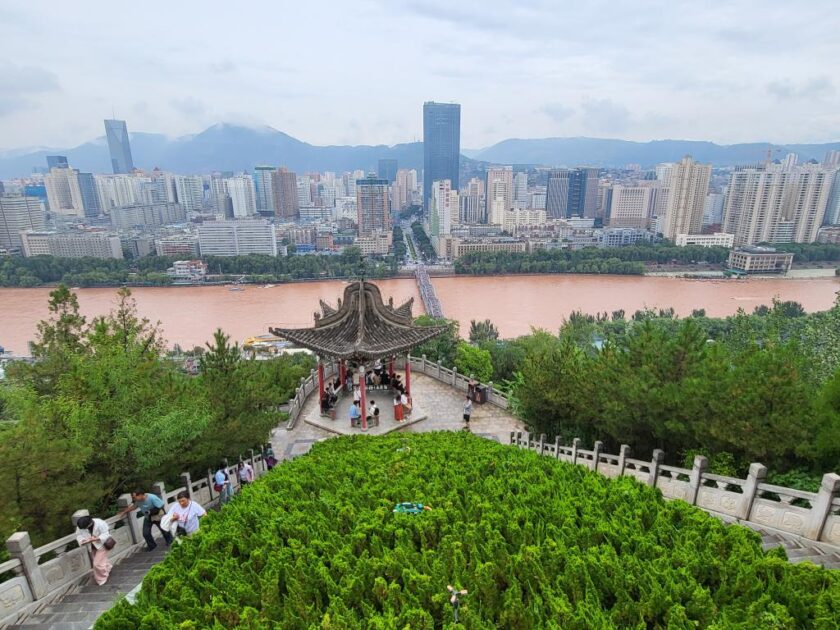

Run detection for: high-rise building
[[273, 167, 299, 219], [0, 196, 46, 253], [429, 180, 454, 237], [659, 156, 712, 240], [226, 175, 257, 218], [297, 175, 313, 207], [20, 231, 123, 259], [172, 175, 204, 212], [356, 174, 391, 237], [377, 158, 398, 183], [459, 194, 482, 224], [104, 119, 135, 174], [76, 172, 102, 217], [485, 167, 513, 220], [513, 172, 528, 206], [723, 167, 790, 246], [198, 220, 278, 256], [825, 169, 840, 225], [824, 150, 840, 168], [703, 192, 726, 226], [44, 167, 85, 216], [253, 166, 276, 215], [46, 155, 68, 169], [423, 101, 461, 210], [109, 202, 186, 229], [95, 174, 144, 211], [608, 185, 656, 228], [567, 167, 599, 217], [545, 170, 570, 218], [210, 176, 231, 217], [785, 165, 834, 243]]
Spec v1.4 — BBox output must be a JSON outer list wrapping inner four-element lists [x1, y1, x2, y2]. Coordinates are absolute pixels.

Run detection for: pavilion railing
[[1, 449, 273, 628], [509, 431, 840, 553]]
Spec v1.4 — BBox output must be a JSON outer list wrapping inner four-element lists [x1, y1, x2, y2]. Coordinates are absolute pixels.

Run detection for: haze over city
[[1, 0, 839, 150]]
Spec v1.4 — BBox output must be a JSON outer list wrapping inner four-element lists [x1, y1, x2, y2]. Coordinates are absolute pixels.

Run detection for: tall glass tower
[[104, 119, 135, 174], [423, 102, 460, 211]]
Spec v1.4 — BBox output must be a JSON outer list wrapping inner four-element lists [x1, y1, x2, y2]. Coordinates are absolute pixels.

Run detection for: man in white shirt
[[168, 490, 206, 536]]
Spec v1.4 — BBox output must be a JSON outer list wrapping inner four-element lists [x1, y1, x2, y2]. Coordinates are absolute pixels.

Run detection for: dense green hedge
[[97, 433, 838, 629]]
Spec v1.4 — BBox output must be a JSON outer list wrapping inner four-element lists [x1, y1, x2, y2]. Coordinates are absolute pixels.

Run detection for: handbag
[[103, 536, 117, 550]]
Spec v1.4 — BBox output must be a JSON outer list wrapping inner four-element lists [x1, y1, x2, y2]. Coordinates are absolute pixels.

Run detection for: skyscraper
[[273, 167, 300, 219], [104, 119, 135, 174], [0, 196, 46, 253], [825, 170, 840, 225], [485, 167, 513, 220], [567, 168, 599, 217], [545, 170, 570, 218], [423, 101, 461, 211], [76, 172, 102, 217], [253, 166, 276, 215], [513, 172, 528, 205], [429, 180, 453, 237], [659, 156, 712, 240], [46, 155, 68, 169], [377, 158, 398, 183], [172, 175, 204, 212], [356, 174, 391, 236], [44, 167, 85, 216], [226, 175, 257, 218]]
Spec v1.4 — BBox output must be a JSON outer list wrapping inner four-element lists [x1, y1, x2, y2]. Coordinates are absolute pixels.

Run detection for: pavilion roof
[[269, 280, 447, 363]]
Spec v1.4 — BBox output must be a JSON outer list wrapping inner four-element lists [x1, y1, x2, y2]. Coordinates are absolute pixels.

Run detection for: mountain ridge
[[1, 124, 838, 178]]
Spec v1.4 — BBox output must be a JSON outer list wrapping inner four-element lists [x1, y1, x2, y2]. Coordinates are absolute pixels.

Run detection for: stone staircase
[[757, 528, 840, 569], [6, 546, 167, 630]]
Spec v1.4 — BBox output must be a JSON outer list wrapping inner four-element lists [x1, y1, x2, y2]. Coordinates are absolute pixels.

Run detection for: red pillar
[[339, 360, 346, 387], [388, 357, 395, 377], [359, 365, 367, 430], [317, 359, 325, 402], [404, 354, 411, 396]]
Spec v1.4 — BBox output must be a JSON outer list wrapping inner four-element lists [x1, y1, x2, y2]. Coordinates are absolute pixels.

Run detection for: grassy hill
[[96, 432, 839, 629]]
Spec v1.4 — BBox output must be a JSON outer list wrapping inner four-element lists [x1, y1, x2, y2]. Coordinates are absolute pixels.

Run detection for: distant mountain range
[[1, 124, 838, 179]]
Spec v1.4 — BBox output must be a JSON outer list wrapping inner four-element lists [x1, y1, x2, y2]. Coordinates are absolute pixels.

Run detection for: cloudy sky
[[1, 0, 838, 150]]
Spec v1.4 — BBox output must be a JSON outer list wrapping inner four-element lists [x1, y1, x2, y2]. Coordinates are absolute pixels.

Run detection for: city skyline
[[1, 2, 839, 150]]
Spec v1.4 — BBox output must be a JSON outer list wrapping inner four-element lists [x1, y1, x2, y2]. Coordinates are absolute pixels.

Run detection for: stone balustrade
[[0, 449, 273, 628], [510, 431, 840, 550]]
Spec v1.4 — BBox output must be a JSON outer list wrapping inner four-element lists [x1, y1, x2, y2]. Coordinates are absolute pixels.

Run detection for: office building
[[171, 175, 204, 212], [226, 175, 257, 218], [20, 231, 123, 259], [567, 167, 599, 218], [429, 179, 454, 237], [355, 232, 392, 256], [377, 158, 398, 183], [95, 174, 144, 211], [423, 101, 461, 210], [109, 202, 186, 229], [703, 192, 726, 226], [0, 196, 46, 253], [659, 156, 712, 240], [459, 194, 482, 224], [198, 220, 278, 256], [104, 119, 135, 174], [485, 166, 513, 221], [607, 185, 655, 228], [356, 174, 391, 236], [273, 167, 299, 219], [513, 172, 528, 205], [503, 208, 547, 234], [76, 172, 102, 217], [545, 170, 570, 218], [297, 175, 313, 207], [155, 235, 199, 257], [727, 246, 793, 274], [675, 232, 734, 248], [44, 167, 85, 216], [598, 227, 655, 248], [253, 166, 276, 215], [394, 169, 416, 210], [46, 155, 68, 169]]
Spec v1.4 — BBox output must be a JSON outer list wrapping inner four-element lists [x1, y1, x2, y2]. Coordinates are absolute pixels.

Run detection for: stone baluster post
[[571, 438, 581, 466], [647, 449, 664, 487], [487, 381, 494, 404], [421, 354, 427, 373], [688, 455, 708, 505], [151, 481, 165, 502], [437, 360, 442, 380], [804, 473, 840, 541], [6, 531, 48, 599], [618, 445, 631, 476], [509, 431, 516, 445], [538, 433, 546, 455], [521, 431, 530, 450], [249, 449, 257, 479], [309, 369, 317, 396], [515, 431, 522, 447], [207, 468, 215, 500], [554, 435, 562, 460], [452, 366, 458, 387], [117, 495, 140, 544], [735, 463, 767, 521], [591, 440, 603, 472], [180, 472, 192, 498]]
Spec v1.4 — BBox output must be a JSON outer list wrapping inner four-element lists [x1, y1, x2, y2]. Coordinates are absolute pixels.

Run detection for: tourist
[[393, 392, 404, 422], [463, 395, 473, 428], [401, 391, 412, 417], [368, 399, 380, 427], [350, 400, 362, 428], [346, 367, 355, 392], [75, 515, 113, 585], [264, 444, 277, 470], [238, 460, 255, 486], [120, 489, 172, 551], [353, 385, 362, 406], [214, 464, 233, 504], [381, 370, 391, 387], [167, 490, 207, 537]]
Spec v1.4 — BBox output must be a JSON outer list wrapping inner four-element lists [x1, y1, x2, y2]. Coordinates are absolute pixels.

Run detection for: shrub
[[97, 433, 839, 629]]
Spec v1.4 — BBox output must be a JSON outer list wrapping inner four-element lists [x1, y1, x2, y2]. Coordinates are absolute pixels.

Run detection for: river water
[[0, 275, 837, 352]]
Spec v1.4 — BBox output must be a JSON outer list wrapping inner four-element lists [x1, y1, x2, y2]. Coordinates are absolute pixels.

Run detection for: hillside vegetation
[[97, 432, 839, 629]]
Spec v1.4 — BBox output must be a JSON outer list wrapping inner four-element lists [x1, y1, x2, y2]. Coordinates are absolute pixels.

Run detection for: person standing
[[463, 395, 473, 429], [368, 399, 380, 428], [119, 489, 172, 551], [214, 464, 233, 504], [264, 443, 277, 470], [350, 400, 362, 428], [238, 460, 255, 486], [401, 391, 412, 417], [167, 490, 207, 537], [75, 515, 113, 585], [393, 392, 404, 422]]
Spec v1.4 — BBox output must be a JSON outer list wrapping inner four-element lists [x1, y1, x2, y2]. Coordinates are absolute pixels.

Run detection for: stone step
[[786, 547, 825, 559]]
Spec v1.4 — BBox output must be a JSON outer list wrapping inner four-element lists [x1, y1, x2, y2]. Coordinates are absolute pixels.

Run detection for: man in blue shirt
[[349, 400, 361, 428], [120, 489, 173, 551]]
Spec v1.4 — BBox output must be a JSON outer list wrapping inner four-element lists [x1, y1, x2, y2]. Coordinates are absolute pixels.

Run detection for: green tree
[[454, 342, 493, 382], [413, 316, 460, 366], [468, 319, 499, 343]]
